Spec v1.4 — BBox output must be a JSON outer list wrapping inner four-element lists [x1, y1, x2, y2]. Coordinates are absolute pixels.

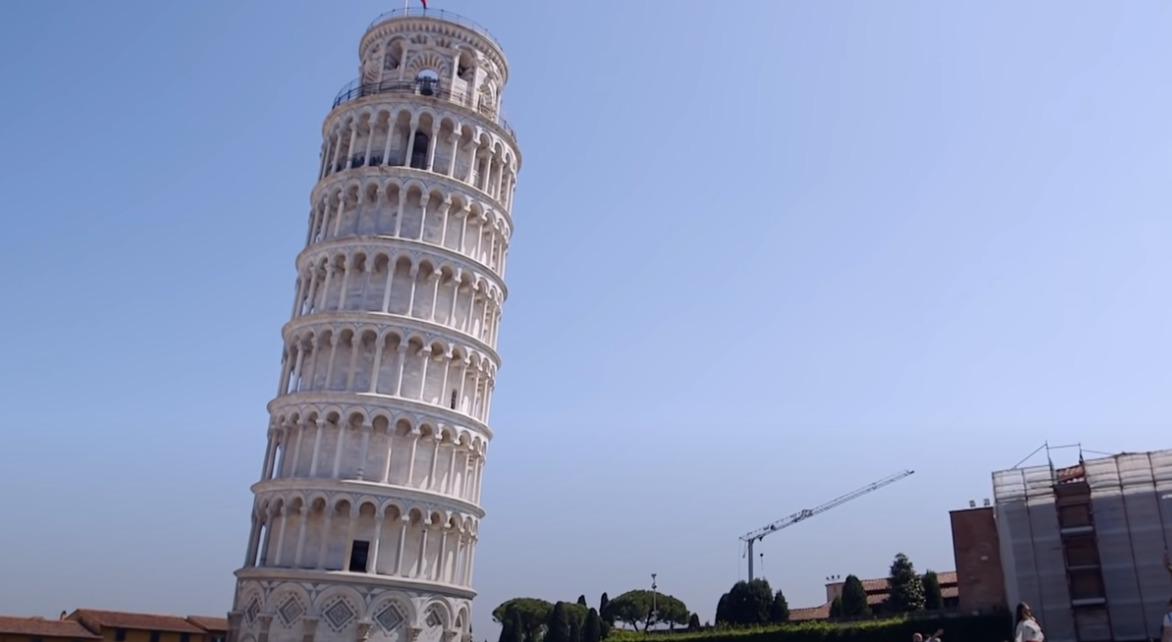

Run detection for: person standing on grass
[[1014, 603, 1044, 642]]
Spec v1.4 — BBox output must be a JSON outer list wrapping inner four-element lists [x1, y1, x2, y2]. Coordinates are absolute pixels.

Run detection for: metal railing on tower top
[[331, 77, 518, 142], [367, 8, 503, 49]]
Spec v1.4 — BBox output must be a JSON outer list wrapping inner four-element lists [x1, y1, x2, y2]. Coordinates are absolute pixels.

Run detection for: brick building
[[949, 504, 1008, 613]]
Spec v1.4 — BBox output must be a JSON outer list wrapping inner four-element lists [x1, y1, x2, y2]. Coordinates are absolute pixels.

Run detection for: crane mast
[[740, 469, 915, 581]]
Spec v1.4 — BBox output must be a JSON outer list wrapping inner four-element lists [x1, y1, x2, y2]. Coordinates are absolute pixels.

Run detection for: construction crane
[[740, 470, 915, 581]]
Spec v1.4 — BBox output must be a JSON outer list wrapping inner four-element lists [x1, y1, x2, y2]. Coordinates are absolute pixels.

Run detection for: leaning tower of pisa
[[229, 9, 519, 642]]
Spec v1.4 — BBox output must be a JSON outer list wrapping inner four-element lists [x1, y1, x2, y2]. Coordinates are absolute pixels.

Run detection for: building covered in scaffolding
[[992, 448, 1172, 642]]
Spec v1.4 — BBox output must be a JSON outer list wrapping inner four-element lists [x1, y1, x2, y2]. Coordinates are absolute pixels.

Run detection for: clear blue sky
[[2, 0, 1171, 637]]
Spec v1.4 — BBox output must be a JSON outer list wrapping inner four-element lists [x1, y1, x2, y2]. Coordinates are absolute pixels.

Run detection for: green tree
[[546, 602, 571, 642], [923, 571, 943, 611], [828, 596, 843, 620], [493, 598, 553, 642], [498, 610, 516, 642], [769, 590, 789, 623], [716, 579, 774, 627], [841, 575, 870, 618], [714, 593, 731, 626], [570, 612, 582, 642], [598, 594, 610, 625], [562, 604, 589, 642], [601, 590, 688, 631], [687, 613, 700, 632], [500, 610, 524, 642], [577, 596, 588, 607], [886, 553, 926, 613], [582, 609, 602, 642]]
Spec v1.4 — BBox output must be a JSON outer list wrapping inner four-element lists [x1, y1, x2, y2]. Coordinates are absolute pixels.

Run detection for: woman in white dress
[[1014, 602, 1044, 642]]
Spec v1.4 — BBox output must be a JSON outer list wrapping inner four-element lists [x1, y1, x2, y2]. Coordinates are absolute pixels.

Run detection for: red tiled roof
[[0, 616, 101, 639], [185, 617, 228, 633], [796, 571, 962, 619], [788, 605, 830, 622], [858, 571, 957, 594], [68, 610, 206, 634]]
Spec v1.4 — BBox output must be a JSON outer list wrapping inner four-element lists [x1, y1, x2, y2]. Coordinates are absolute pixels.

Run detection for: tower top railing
[[331, 77, 517, 142], [367, 8, 503, 50]]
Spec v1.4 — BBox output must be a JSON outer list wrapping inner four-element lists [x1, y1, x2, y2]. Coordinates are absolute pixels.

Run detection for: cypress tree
[[841, 575, 870, 618], [769, 591, 789, 623], [583, 608, 602, 642], [569, 610, 582, 642], [923, 571, 943, 610], [547, 602, 571, 642], [599, 593, 610, 624], [828, 596, 843, 620], [687, 613, 700, 632], [577, 595, 588, 607]]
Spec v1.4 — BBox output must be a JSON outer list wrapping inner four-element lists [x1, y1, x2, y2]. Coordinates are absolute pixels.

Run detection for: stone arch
[[268, 583, 312, 631], [454, 606, 471, 634], [239, 585, 266, 627], [419, 598, 453, 631], [313, 585, 365, 634], [368, 592, 416, 642]]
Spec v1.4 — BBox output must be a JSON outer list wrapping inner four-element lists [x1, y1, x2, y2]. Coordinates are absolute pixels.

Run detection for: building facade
[[230, 8, 519, 642], [993, 449, 1172, 642], [949, 505, 1008, 614], [789, 572, 960, 621], [66, 611, 218, 642], [0, 616, 100, 642]]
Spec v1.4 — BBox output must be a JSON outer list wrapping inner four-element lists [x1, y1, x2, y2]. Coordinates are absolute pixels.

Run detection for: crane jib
[[740, 470, 915, 581]]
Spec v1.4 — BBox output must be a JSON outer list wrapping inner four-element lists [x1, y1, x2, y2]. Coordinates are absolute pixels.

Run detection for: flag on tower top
[[420, 0, 428, 7]]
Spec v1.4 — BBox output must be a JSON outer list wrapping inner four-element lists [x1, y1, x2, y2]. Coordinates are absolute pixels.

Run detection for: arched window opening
[[457, 55, 474, 82], [410, 131, 430, 169], [384, 44, 402, 71], [450, 389, 458, 410], [416, 69, 439, 96]]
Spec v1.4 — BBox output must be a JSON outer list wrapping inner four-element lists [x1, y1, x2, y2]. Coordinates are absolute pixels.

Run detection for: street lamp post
[[650, 573, 658, 630]]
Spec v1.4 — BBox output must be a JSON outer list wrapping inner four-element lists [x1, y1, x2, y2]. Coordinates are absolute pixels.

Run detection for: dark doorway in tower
[[410, 131, 430, 169], [349, 540, 370, 572]]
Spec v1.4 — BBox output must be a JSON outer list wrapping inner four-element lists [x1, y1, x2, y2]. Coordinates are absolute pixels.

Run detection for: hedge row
[[608, 614, 1011, 642]]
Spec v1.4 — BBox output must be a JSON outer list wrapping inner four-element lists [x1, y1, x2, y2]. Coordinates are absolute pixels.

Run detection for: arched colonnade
[[306, 177, 510, 278], [292, 248, 504, 349], [317, 104, 517, 214]]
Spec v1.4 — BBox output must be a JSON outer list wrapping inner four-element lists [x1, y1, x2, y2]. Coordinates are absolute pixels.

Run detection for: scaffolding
[[993, 448, 1172, 642], [994, 465, 1076, 642], [1084, 452, 1172, 641]]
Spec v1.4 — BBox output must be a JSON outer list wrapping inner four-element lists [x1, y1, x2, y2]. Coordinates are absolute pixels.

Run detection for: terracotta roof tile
[[185, 617, 228, 633], [795, 570, 962, 620], [0, 616, 102, 639], [788, 605, 830, 622], [858, 571, 960, 595], [69, 610, 206, 634]]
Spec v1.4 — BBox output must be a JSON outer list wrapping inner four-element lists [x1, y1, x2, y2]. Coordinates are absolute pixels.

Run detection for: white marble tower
[[230, 9, 519, 642]]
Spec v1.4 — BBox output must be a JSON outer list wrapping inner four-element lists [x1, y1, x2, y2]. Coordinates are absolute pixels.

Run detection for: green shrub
[[605, 613, 1009, 642]]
